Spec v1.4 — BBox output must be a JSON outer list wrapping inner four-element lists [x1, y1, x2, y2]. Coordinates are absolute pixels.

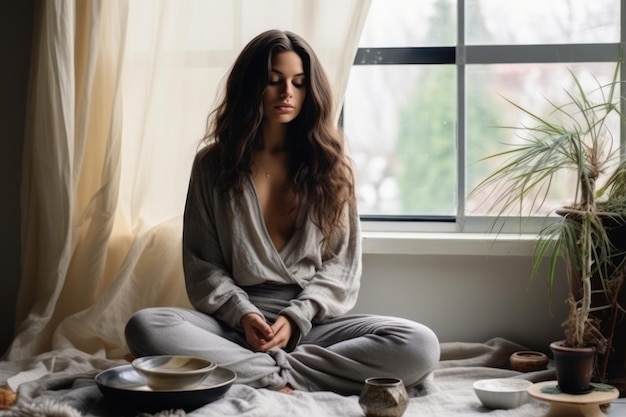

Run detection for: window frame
[[351, 1, 626, 235]]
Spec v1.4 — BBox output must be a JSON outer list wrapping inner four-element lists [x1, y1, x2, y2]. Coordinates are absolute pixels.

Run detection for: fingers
[[241, 313, 275, 351], [242, 314, 295, 352], [259, 334, 287, 351], [242, 314, 274, 340], [248, 335, 269, 351], [242, 313, 273, 337], [245, 331, 267, 352], [270, 315, 291, 335], [259, 316, 293, 352]]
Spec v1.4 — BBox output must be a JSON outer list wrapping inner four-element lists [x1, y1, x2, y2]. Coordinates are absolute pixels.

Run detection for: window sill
[[361, 231, 538, 256]]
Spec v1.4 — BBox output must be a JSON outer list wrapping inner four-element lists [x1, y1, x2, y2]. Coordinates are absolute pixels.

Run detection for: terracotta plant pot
[[550, 340, 595, 394]]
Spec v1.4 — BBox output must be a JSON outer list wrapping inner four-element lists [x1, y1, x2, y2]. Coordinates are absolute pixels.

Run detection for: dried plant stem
[[598, 272, 625, 382], [577, 217, 593, 348]]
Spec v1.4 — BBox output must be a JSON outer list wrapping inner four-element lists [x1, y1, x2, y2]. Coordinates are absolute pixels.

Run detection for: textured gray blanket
[[0, 338, 569, 417]]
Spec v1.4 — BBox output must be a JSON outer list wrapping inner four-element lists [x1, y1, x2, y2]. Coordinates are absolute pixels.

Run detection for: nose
[[281, 83, 293, 99]]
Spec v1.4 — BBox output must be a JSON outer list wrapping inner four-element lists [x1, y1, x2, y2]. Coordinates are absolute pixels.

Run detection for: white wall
[[354, 253, 569, 354]]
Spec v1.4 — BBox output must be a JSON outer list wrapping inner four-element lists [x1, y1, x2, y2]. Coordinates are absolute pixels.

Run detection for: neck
[[262, 122, 287, 152]]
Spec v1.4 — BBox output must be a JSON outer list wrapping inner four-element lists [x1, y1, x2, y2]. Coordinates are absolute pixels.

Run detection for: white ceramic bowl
[[132, 355, 217, 391], [473, 378, 532, 409]]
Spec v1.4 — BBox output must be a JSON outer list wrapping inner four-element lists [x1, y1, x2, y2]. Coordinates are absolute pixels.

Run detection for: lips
[[275, 103, 295, 112]]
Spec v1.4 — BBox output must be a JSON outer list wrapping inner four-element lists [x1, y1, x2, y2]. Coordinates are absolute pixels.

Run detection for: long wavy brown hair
[[199, 29, 355, 252]]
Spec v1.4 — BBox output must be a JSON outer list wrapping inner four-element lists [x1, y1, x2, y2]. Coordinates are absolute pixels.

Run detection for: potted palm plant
[[470, 60, 626, 394]]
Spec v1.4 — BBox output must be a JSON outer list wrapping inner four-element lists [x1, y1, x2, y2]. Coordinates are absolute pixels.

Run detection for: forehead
[[270, 51, 304, 75]]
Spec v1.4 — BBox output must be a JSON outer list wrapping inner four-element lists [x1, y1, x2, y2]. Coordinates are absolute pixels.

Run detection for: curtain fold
[[12, 0, 130, 359], [8, 0, 371, 360]]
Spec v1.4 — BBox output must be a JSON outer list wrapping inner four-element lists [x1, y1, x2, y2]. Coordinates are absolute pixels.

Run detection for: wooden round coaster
[[528, 380, 619, 417]]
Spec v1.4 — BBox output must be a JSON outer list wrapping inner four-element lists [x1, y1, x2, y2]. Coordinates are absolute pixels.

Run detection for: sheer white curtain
[[8, 0, 371, 360]]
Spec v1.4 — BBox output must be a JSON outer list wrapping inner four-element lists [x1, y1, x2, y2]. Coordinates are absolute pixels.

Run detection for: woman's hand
[[241, 313, 274, 351], [240, 313, 294, 352], [258, 315, 293, 352]]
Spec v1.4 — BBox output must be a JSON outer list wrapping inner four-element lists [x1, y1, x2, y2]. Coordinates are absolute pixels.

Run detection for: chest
[[251, 169, 300, 252]]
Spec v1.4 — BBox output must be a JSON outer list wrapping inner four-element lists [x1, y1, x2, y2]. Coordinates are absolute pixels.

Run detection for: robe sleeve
[[182, 154, 263, 329]]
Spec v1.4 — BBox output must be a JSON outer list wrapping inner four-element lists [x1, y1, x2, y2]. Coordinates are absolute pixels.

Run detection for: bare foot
[[278, 383, 294, 394]]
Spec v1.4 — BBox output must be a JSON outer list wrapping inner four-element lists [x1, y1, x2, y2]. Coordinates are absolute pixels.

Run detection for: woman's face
[[262, 51, 306, 125]]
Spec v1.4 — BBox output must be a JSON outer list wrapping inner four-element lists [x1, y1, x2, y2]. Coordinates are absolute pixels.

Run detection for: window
[[344, 0, 622, 232]]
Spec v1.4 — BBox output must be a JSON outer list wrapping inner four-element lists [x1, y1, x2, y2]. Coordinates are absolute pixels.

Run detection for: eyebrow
[[270, 69, 306, 77]]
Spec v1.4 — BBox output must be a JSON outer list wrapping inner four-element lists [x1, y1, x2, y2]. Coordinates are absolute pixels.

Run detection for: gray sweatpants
[[125, 290, 440, 395]]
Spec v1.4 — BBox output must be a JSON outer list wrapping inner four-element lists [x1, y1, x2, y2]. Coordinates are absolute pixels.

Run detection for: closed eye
[[268, 79, 305, 88]]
